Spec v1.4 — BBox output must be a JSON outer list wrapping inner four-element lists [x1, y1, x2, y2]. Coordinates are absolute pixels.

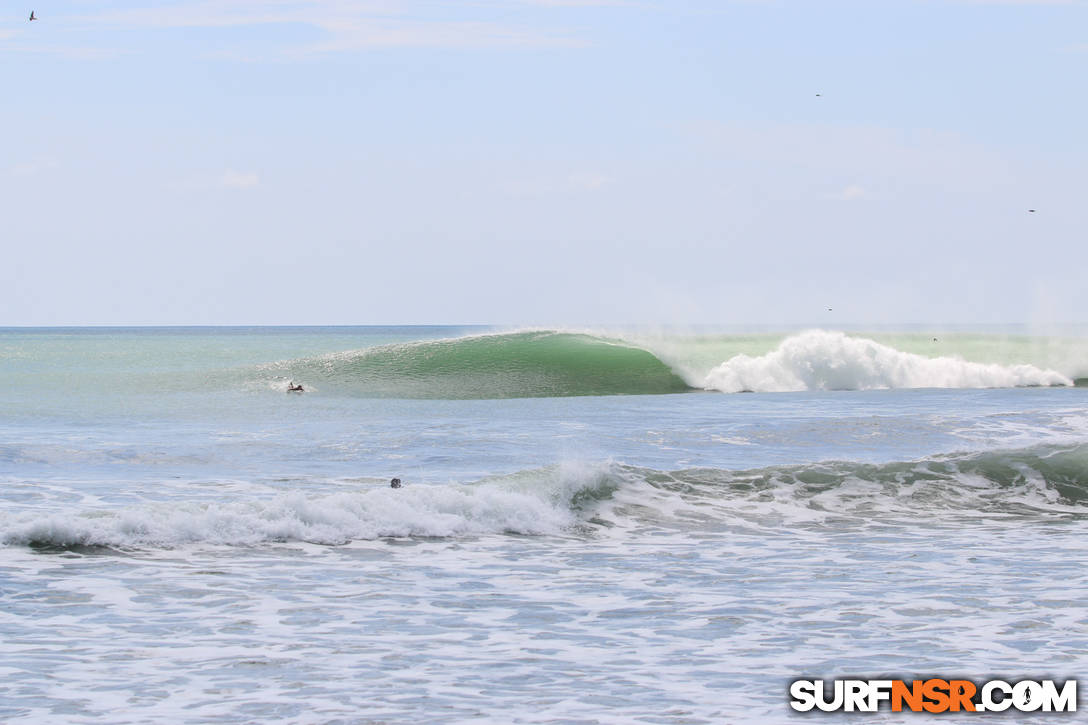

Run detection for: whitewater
[[2, 325, 1087, 723]]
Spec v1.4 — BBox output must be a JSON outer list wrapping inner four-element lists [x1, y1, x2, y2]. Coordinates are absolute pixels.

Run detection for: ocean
[[1, 325, 1086, 723]]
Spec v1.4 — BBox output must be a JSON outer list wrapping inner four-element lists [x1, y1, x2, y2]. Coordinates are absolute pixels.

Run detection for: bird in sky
[[29, 10, 36, 21]]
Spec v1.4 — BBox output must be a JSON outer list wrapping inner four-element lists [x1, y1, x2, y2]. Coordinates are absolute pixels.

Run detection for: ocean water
[[1, 326, 1087, 723]]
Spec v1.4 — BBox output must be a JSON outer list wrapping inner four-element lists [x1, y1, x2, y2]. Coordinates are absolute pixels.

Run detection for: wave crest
[[269, 331, 692, 399]]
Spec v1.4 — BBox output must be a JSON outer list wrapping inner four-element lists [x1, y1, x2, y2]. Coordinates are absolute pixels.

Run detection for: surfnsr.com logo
[[789, 679, 1077, 713]]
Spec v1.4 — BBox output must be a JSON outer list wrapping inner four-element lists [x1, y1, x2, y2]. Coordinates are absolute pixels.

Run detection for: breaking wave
[[261, 329, 1076, 398], [5, 445, 1087, 550], [266, 331, 693, 399], [703, 330, 1072, 393]]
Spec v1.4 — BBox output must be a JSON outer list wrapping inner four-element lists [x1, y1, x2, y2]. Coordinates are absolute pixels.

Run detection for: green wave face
[[282, 332, 694, 399]]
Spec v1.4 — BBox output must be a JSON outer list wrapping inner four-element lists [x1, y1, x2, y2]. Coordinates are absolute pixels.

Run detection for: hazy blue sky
[[2, 0, 1085, 325]]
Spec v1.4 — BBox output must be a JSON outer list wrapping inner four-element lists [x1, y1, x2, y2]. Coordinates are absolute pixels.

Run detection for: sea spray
[[702, 330, 1072, 393]]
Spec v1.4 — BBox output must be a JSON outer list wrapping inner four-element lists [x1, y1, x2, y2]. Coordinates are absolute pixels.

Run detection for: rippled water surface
[[2, 327, 1086, 723]]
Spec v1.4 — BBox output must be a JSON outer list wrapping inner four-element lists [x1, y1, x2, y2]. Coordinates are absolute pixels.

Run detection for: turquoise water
[[2, 327, 1087, 723]]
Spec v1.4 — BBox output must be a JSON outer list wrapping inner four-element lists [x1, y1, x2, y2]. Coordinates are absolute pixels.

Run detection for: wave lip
[[702, 330, 1073, 393]]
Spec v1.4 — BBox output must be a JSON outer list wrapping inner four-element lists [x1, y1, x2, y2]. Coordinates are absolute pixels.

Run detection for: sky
[[2, 0, 1086, 326]]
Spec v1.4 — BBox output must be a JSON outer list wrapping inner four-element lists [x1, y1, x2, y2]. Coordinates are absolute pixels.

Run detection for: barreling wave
[[5, 445, 1087, 550], [260, 328, 1076, 399], [266, 331, 693, 399]]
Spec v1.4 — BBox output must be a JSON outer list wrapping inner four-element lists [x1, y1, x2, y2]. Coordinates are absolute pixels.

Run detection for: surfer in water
[[390, 478, 402, 489], [287, 383, 304, 393]]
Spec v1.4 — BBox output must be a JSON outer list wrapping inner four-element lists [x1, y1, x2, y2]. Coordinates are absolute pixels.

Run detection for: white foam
[[702, 329, 1072, 393], [0, 465, 614, 548]]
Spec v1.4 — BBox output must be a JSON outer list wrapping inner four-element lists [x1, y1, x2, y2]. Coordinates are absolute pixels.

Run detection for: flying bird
[[29, 10, 36, 21]]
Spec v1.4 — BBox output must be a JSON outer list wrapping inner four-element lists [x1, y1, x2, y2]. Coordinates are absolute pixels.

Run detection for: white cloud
[[221, 169, 260, 188], [66, 0, 589, 55], [307, 19, 583, 52], [1, 43, 129, 59], [835, 184, 866, 201], [11, 158, 60, 176]]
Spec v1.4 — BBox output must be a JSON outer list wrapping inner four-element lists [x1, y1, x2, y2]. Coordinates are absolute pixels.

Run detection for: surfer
[[29, 10, 36, 20], [390, 478, 402, 489], [287, 383, 304, 393]]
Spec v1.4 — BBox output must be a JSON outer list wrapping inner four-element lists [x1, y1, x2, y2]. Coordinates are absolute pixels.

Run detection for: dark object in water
[[29, 11, 36, 21], [287, 383, 304, 393], [390, 478, 402, 489]]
